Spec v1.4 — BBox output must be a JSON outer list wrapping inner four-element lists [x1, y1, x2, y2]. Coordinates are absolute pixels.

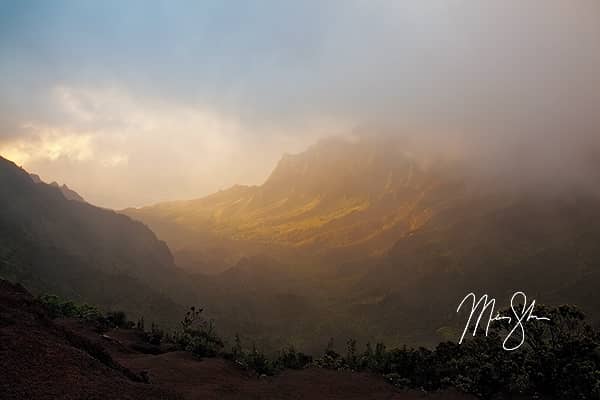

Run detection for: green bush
[[38, 293, 135, 332], [246, 344, 275, 376], [174, 306, 224, 358], [314, 305, 600, 399], [105, 311, 128, 328], [141, 322, 165, 346], [275, 345, 312, 370], [314, 338, 347, 370], [38, 294, 101, 320]]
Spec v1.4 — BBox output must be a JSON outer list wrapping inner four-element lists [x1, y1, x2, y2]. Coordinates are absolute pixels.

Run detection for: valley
[[122, 135, 600, 352]]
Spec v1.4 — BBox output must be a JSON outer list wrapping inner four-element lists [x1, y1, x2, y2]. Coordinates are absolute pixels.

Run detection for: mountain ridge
[[124, 136, 468, 273], [0, 156, 190, 325], [30, 173, 86, 202], [121, 135, 600, 350]]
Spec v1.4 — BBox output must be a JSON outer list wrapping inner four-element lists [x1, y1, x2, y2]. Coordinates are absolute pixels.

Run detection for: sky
[[1, 1, 599, 208]]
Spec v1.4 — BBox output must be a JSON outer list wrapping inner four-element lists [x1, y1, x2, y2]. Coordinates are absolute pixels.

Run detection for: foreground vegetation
[[39, 294, 599, 399]]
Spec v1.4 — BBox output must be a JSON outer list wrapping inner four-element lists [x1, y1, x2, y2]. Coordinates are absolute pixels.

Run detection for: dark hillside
[[0, 156, 191, 325], [0, 279, 179, 400], [0, 279, 476, 400]]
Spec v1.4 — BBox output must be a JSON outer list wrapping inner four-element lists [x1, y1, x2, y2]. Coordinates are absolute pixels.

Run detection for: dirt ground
[[0, 279, 475, 400]]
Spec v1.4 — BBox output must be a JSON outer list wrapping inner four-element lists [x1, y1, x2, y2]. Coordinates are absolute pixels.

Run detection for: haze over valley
[[2, 1, 600, 399], [3, 131, 599, 353]]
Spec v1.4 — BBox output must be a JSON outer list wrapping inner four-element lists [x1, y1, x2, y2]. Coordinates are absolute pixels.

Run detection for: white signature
[[456, 291, 550, 351]]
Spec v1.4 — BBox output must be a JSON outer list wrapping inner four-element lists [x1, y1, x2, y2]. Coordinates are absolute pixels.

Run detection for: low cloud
[[0, 86, 348, 208], [1, 1, 599, 205]]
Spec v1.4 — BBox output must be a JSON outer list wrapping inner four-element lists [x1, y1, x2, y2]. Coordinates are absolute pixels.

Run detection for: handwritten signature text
[[456, 291, 550, 351]]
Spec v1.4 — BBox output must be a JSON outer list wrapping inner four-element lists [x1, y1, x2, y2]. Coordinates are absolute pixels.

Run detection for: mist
[[0, 0, 599, 207]]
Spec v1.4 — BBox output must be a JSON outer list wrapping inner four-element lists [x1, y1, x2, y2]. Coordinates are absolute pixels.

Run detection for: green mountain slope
[[352, 189, 600, 345], [125, 136, 466, 273], [123, 136, 600, 349], [0, 156, 189, 325]]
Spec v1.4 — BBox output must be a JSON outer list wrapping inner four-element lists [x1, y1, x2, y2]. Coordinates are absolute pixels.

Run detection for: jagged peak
[[27, 173, 86, 203]]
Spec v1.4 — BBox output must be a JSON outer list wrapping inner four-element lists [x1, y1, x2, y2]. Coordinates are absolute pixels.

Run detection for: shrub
[[174, 306, 224, 358], [143, 322, 164, 346], [275, 345, 312, 370], [38, 294, 101, 320], [313, 305, 600, 399], [314, 338, 348, 370], [245, 344, 275, 376], [105, 311, 128, 328]]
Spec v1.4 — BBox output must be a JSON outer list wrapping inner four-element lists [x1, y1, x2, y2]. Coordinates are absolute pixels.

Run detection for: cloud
[[0, 129, 94, 165], [0, 85, 349, 208], [1, 1, 599, 205]]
